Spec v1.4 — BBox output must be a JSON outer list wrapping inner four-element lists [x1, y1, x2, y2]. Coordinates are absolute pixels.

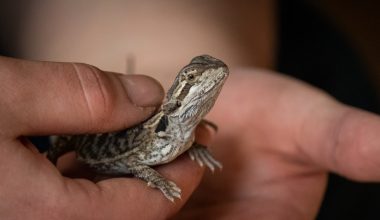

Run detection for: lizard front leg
[[48, 135, 74, 165], [200, 119, 218, 132], [188, 143, 222, 172], [92, 158, 182, 202], [128, 162, 182, 202]]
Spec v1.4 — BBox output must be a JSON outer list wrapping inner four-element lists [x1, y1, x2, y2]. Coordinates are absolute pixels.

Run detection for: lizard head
[[163, 55, 229, 125]]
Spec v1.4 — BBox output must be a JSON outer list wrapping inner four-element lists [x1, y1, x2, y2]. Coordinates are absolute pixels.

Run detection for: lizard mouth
[[200, 67, 228, 95], [178, 66, 228, 122]]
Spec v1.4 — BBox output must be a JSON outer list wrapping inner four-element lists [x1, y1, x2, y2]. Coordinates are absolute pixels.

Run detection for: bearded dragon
[[47, 55, 229, 201]]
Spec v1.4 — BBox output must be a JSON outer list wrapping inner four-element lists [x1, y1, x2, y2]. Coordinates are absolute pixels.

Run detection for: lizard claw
[[188, 145, 222, 172]]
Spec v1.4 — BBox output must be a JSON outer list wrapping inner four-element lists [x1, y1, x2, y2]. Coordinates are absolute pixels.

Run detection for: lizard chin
[[176, 68, 228, 127]]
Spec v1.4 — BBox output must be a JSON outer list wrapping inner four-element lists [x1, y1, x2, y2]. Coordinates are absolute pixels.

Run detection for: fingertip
[[115, 73, 165, 108]]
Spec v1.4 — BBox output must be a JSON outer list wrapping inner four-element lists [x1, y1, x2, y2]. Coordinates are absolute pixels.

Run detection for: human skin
[[3, 56, 380, 220], [0, 56, 211, 220], [174, 69, 380, 219]]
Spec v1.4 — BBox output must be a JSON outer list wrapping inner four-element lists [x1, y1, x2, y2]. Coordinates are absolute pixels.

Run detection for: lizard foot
[[188, 144, 223, 172], [129, 163, 182, 202], [147, 178, 182, 202]]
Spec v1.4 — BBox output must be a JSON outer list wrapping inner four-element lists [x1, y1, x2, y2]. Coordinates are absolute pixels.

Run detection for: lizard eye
[[187, 74, 195, 81]]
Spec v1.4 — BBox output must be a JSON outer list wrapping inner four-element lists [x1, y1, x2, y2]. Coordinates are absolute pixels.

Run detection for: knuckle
[[71, 63, 117, 129]]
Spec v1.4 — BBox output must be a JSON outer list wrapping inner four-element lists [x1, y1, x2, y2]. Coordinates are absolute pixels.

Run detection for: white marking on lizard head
[[165, 55, 229, 125]]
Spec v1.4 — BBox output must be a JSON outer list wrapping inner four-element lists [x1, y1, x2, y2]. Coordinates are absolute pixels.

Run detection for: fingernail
[[118, 74, 164, 107]]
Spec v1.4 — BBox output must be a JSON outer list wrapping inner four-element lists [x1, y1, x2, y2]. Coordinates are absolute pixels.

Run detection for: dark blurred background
[[1, 0, 379, 219], [277, 0, 380, 219]]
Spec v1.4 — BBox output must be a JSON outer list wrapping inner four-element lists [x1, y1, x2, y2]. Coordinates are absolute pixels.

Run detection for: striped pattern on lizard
[[47, 55, 229, 201]]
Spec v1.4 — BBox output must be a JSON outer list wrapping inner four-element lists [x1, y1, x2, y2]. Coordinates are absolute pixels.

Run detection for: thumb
[[0, 56, 164, 137]]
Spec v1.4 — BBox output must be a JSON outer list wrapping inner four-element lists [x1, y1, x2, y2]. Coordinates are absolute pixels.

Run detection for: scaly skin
[[47, 55, 229, 201]]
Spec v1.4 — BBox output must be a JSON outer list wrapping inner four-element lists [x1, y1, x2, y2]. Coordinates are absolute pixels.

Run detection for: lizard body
[[47, 55, 229, 201]]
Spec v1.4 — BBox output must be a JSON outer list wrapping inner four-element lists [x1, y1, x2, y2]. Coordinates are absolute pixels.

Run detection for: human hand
[[0, 56, 210, 219], [174, 69, 380, 219]]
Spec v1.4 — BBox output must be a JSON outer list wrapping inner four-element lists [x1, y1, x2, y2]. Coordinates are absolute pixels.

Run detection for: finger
[[216, 70, 380, 181], [246, 69, 380, 181], [0, 56, 164, 137], [298, 100, 380, 181], [65, 155, 203, 219], [58, 128, 213, 219]]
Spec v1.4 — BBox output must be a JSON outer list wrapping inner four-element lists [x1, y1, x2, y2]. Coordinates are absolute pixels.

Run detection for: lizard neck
[[169, 114, 200, 132]]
